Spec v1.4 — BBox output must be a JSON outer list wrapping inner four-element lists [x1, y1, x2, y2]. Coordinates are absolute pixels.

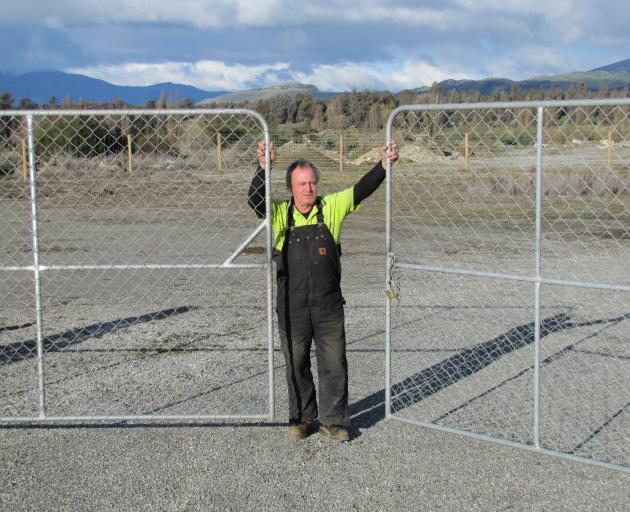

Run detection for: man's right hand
[[257, 139, 276, 169]]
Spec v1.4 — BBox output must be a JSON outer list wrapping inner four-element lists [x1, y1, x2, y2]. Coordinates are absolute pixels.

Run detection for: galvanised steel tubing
[[394, 262, 630, 293], [0, 414, 272, 423], [2, 100, 630, 119], [386, 98, 630, 118], [385, 101, 630, 474], [262, 120, 275, 422], [0, 108, 276, 116], [533, 106, 544, 449], [26, 114, 47, 418], [1, 108, 276, 423], [43, 264, 264, 270], [222, 221, 267, 266], [391, 415, 630, 475], [385, 121, 393, 420]]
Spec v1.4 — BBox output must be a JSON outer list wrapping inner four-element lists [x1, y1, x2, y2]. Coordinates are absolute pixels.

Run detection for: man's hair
[[285, 159, 321, 190]]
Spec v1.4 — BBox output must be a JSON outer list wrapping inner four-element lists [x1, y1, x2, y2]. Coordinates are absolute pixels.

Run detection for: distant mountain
[[405, 58, 630, 96], [198, 82, 337, 105], [0, 70, 227, 106], [2, 57, 629, 107], [591, 58, 630, 73]]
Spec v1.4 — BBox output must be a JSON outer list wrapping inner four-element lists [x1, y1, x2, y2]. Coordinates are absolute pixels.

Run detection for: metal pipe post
[[533, 106, 544, 448], [26, 114, 47, 418], [384, 116, 394, 419]]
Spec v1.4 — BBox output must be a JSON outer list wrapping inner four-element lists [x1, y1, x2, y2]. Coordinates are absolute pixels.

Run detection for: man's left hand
[[381, 140, 399, 167]]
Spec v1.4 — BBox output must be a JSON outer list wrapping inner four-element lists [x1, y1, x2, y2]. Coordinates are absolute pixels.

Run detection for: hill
[[197, 82, 337, 105], [404, 58, 630, 96], [0, 70, 226, 106], [591, 58, 630, 74]]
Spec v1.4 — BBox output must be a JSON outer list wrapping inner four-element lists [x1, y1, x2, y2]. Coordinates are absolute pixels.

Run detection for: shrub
[[35, 118, 126, 158]]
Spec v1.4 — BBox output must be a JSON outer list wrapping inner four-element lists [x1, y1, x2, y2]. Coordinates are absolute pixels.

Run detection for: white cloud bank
[[68, 57, 472, 92], [67, 60, 291, 91]]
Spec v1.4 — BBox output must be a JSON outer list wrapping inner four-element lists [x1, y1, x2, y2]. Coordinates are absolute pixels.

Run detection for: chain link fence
[[0, 109, 274, 421], [385, 99, 630, 473], [2, 102, 627, 472]]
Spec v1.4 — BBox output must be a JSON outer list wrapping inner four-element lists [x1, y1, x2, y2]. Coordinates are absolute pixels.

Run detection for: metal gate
[[385, 99, 630, 473], [0, 109, 274, 422]]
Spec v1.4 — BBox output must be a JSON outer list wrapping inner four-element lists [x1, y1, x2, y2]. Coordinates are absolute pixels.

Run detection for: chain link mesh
[[388, 103, 629, 470], [1, 110, 272, 418]]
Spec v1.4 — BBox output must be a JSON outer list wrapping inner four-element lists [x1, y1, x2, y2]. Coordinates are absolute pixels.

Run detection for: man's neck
[[295, 205, 311, 215]]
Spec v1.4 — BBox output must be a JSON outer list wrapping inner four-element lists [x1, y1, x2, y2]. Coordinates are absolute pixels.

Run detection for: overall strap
[[287, 199, 295, 229], [315, 196, 324, 224], [286, 197, 325, 228]]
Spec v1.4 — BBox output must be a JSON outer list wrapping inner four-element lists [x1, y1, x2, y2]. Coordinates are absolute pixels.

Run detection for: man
[[248, 139, 398, 441]]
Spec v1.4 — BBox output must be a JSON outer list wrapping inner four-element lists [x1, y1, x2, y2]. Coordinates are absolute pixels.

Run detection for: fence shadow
[[349, 311, 630, 432], [0, 306, 195, 367]]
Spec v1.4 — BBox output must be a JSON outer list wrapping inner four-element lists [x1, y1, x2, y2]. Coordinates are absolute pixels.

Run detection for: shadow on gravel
[[349, 311, 630, 433], [0, 306, 195, 367], [0, 322, 35, 333]]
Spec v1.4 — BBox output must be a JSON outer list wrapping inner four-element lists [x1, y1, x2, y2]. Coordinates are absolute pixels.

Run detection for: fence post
[[339, 131, 344, 173], [608, 129, 613, 170], [217, 132, 223, 170], [464, 132, 469, 171], [22, 139, 28, 181], [533, 106, 544, 449], [26, 113, 47, 418], [127, 133, 133, 174]]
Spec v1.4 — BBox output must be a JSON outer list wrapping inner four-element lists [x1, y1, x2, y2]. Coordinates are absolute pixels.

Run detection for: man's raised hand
[[257, 139, 276, 169]]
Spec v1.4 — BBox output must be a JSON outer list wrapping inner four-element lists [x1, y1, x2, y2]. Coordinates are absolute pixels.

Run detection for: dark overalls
[[275, 198, 349, 426]]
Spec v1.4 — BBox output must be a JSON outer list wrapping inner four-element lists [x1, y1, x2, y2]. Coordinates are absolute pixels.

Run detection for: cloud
[[3, 1, 629, 90], [4, 0, 628, 42], [293, 59, 471, 91], [484, 47, 570, 79], [67, 60, 291, 91], [68, 57, 471, 92]]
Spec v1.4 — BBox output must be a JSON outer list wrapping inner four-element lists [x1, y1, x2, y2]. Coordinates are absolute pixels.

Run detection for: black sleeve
[[353, 161, 386, 205], [247, 165, 266, 218]]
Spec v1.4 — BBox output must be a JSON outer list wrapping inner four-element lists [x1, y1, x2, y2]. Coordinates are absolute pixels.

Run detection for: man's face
[[290, 165, 318, 212]]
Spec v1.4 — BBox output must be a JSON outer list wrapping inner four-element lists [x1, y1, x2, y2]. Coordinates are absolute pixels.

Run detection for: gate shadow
[[0, 306, 195, 366], [349, 311, 630, 431]]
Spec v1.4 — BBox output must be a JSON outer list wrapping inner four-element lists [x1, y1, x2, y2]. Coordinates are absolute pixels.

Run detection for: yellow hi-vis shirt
[[270, 187, 360, 252]]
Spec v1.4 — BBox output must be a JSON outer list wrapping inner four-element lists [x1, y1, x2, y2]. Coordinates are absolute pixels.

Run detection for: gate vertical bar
[[261, 118, 275, 421], [533, 106, 545, 448], [384, 116, 394, 419], [26, 113, 47, 418]]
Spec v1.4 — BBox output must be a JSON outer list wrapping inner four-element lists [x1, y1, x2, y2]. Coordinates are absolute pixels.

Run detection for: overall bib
[[276, 198, 349, 426]]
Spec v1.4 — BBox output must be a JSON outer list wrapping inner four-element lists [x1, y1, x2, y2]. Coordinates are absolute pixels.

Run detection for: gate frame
[[385, 99, 630, 474], [0, 108, 275, 424]]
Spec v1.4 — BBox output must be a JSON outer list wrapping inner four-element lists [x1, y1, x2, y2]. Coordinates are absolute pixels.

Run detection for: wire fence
[[385, 99, 630, 474], [1, 102, 628, 474], [0, 109, 274, 422]]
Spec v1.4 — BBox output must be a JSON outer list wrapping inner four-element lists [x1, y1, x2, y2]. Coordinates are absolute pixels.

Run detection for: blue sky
[[2, 1, 629, 92]]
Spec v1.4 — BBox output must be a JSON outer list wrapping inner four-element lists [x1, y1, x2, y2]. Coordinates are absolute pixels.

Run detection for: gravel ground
[[0, 418, 629, 511], [1, 143, 629, 510]]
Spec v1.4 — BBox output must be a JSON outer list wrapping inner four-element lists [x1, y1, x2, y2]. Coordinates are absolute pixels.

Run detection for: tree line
[[2, 82, 630, 129]]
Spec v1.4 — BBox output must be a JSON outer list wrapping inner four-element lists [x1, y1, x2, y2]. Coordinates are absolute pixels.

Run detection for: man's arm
[[248, 165, 266, 218], [353, 161, 386, 205], [353, 141, 398, 205], [247, 140, 276, 218]]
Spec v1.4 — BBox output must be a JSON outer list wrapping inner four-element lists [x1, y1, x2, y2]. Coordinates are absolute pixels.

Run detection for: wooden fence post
[[22, 139, 28, 181], [339, 131, 344, 173], [127, 133, 133, 174], [464, 132, 469, 171], [608, 129, 613, 171]]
